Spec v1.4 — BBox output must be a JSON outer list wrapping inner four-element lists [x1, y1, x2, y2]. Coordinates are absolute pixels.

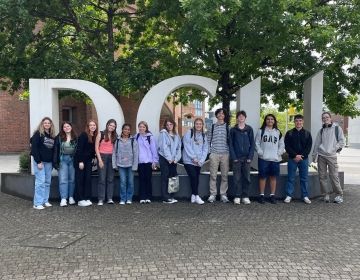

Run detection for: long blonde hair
[[36, 117, 56, 138]]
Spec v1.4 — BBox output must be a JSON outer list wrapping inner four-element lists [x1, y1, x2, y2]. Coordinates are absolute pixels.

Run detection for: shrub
[[19, 151, 31, 172]]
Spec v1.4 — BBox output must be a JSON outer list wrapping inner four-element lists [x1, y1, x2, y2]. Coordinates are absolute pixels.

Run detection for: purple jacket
[[137, 132, 159, 164]]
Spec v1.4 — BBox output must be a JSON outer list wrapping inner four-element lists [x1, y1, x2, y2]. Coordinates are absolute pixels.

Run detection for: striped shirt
[[207, 123, 229, 154]]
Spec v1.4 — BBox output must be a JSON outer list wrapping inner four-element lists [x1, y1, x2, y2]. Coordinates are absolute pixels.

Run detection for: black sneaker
[[258, 195, 265, 204], [270, 195, 277, 204]]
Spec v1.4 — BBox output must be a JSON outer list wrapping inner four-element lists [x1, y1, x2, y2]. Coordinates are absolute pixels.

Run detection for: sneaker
[[221, 195, 229, 203], [163, 199, 176, 204], [208, 194, 216, 203], [33, 205, 45, 210], [324, 194, 330, 203], [284, 196, 292, 203], [60, 199, 67, 207], [270, 195, 277, 204], [334, 195, 343, 204], [145, 199, 151, 204], [44, 202, 52, 207], [107, 199, 114, 204], [97, 200, 104, 206], [242, 197, 251, 205], [68, 197, 76, 205], [126, 200, 132, 205], [195, 195, 204, 205], [258, 195, 265, 204], [191, 194, 196, 203], [303, 197, 311, 204], [78, 200, 90, 207], [233, 197, 241, 205], [86, 200, 92, 206], [140, 200, 146, 204], [119, 201, 125, 205], [171, 198, 178, 203]]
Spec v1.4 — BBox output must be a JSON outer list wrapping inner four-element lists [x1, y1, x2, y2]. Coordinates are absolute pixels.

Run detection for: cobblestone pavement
[[0, 185, 359, 280]]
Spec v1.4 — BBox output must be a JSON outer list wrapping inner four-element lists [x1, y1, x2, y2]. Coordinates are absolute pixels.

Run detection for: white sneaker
[[68, 197, 76, 205], [171, 198, 178, 203], [208, 194, 216, 203], [284, 196, 292, 203], [191, 194, 196, 203], [334, 195, 343, 204], [126, 200, 132, 204], [303, 197, 311, 204], [33, 205, 45, 210], [119, 201, 125, 205], [44, 202, 52, 207], [163, 199, 176, 204], [97, 200, 104, 206], [60, 199, 67, 207], [145, 199, 151, 204], [140, 200, 146, 204], [324, 194, 330, 203], [78, 200, 90, 207], [195, 195, 204, 205], [221, 195, 229, 203], [86, 200, 92, 206], [233, 197, 241, 205], [107, 199, 114, 204], [242, 197, 251, 205]]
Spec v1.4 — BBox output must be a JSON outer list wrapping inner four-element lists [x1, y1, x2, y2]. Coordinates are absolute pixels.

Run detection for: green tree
[[0, 0, 136, 96], [130, 0, 360, 120]]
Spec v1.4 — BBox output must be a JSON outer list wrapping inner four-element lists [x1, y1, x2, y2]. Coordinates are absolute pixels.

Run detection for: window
[[194, 100, 203, 116], [62, 107, 74, 122], [182, 119, 193, 127]]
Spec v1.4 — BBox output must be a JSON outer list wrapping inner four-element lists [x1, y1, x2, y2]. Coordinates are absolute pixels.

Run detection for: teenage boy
[[284, 114, 312, 204], [207, 108, 230, 203], [229, 110, 255, 205], [312, 112, 345, 203]]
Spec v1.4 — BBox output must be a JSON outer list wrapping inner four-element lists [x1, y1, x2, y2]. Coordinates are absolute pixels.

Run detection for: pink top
[[99, 139, 113, 154]]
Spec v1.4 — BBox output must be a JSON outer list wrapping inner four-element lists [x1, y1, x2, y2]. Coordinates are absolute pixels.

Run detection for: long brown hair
[[193, 118, 204, 133], [162, 118, 177, 135], [59, 121, 77, 142], [103, 119, 117, 143], [137, 121, 150, 133], [85, 120, 98, 143]]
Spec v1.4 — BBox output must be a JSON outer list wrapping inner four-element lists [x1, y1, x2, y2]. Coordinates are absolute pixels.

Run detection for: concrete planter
[[1, 170, 344, 202]]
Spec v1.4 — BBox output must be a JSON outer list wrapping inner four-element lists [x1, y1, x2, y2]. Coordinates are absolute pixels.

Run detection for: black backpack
[[136, 133, 151, 145]]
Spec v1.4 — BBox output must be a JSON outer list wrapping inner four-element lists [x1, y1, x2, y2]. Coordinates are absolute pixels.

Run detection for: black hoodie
[[31, 131, 55, 164]]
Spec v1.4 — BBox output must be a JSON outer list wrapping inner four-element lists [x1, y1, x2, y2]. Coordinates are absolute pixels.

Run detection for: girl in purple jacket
[[136, 121, 159, 203]]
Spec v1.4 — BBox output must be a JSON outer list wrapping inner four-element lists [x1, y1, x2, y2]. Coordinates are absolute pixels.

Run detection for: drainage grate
[[19, 231, 86, 249]]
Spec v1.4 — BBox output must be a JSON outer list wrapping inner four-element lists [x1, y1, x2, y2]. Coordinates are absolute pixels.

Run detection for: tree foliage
[[0, 0, 359, 118], [130, 0, 360, 118]]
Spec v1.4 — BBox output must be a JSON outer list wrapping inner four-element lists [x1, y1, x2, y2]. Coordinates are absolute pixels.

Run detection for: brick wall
[[0, 92, 30, 153]]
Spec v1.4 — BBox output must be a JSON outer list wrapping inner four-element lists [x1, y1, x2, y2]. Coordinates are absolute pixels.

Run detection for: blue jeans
[[119, 167, 134, 202], [33, 161, 53, 206], [58, 155, 75, 199], [285, 158, 309, 198]]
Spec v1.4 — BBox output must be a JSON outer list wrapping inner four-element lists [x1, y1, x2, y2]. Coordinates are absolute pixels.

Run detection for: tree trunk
[[218, 70, 231, 124]]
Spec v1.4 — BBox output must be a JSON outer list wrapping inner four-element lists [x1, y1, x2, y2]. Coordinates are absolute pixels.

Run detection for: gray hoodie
[[312, 124, 344, 159], [157, 129, 182, 162], [112, 136, 138, 171], [255, 128, 285, 162]]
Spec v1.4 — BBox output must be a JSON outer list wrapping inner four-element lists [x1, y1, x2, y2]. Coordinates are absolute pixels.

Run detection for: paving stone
[[0, 185, 359, 279]]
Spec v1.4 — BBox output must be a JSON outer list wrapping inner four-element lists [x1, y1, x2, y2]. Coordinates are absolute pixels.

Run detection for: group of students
[[30, 109, 344, 210]]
